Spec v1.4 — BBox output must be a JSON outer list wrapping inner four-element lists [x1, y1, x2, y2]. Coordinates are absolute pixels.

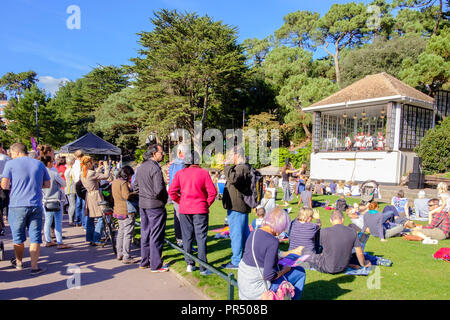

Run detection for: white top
[[72, 159, 81, 183], [351, 185, 361, 196], [439, 192, 450, 212]]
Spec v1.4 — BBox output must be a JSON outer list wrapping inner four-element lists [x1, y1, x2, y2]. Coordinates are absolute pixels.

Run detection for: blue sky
[[1, 0, 373, 95]]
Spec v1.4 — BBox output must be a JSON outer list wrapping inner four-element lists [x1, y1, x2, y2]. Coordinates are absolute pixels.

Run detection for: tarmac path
[[0, 213, 208, 300]]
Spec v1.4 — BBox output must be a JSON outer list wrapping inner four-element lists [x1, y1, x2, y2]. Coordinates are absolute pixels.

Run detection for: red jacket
[[168, 166, 217, 214]]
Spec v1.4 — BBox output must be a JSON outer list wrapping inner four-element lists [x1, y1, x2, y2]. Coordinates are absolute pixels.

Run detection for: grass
[[137, 192, 450, 300]]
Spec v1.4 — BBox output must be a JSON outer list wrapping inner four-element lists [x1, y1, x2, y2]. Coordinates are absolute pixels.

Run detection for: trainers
[[30, 267, 46, 276], [122, 257, 139, 264], [186, 264, 196, 272], [151, 265, 169, 273], [10, 258, 23, 270], [422, 238, 438, 245], [200, 269, 213, 276], [138, 265, 150, 269], [221, 262, 238, 270]]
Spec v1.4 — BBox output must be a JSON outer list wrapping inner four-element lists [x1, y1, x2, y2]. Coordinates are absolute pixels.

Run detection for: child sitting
[[251, 206, 266, 231], [288, 207, 321, 253]]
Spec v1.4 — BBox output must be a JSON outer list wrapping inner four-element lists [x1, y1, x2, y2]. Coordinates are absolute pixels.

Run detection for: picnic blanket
[[344, 266, 375, 276], [302, 253, 392, 276]]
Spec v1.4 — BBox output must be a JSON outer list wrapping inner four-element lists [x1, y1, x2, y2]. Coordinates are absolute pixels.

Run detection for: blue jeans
[[86, 216, 104, 243], [227, 210, 250, 266], [8, 206, 43, 244], [44, 207, 63, 244], [75, 195, 86, 227], [269, 266, 306, 300]]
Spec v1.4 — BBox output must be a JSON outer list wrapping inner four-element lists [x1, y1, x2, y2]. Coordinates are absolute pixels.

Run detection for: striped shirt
[[288, 219, 320, 252]]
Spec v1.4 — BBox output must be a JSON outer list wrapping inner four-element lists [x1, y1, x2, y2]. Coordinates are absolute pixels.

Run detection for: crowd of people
[[0, 141, 448, 300]]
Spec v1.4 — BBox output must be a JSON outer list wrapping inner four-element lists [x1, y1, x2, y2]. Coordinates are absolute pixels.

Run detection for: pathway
[[0, 214, 208, 300]]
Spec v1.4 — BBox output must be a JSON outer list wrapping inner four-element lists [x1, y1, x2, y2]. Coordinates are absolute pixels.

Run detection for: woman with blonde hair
[[427, 182, 450, 224], [80, 156, 111, 246]]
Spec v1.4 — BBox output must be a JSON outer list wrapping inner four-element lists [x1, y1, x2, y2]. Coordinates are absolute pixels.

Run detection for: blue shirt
[[2, 157, 51, 207]]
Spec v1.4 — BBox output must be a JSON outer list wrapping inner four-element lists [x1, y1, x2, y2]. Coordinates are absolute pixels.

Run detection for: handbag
[[251, 229, 295, 300], [44, 200, 61, 212]]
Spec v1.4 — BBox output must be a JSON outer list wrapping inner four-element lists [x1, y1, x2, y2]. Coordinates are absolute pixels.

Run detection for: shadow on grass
[[302, 274, 356, 300]]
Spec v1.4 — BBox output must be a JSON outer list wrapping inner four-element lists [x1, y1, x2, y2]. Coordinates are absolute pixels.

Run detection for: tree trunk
[[201, 81, 209, 129], [432, 0, 443, 36], [334, 47, 341, 89], [302, 122, 311, 139]]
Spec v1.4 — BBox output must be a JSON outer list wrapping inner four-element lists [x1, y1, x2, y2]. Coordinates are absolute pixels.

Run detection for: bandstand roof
[[303, 72, 434, 112]]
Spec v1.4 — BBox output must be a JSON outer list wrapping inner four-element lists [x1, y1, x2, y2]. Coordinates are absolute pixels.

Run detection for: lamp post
[[33, 101, 39, 145]]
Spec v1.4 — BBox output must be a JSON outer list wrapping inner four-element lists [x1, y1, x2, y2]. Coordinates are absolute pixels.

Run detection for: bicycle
[[98, 182, 117, 255]]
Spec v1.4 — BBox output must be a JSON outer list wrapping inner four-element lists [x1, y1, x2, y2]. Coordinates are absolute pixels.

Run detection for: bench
[[424, 175, 450, 186]]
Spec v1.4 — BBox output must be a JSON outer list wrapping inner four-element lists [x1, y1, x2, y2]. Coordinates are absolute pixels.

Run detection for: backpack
[[243, 165, 264, 209], [335, 198, 348, 212]]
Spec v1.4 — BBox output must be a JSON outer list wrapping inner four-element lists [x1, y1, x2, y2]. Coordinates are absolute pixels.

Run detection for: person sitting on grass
[[391, 190, 411, 219], [260, 190, 276, 214], [343, 181, 352, 196], [411, 198, 450, 243], [335, 195, 349, 213], [413, 190, 430, 220], [361, 202, 404, 242], [336, 181, 345, 195], [238, 207, 306, 300], [351, 181, 361, 197], [295, 210, 371, 274], [346, 204, 365, 232], [251, 206, 266, 231], [298, 184, 313, 208], [288, 207, 321, 253]]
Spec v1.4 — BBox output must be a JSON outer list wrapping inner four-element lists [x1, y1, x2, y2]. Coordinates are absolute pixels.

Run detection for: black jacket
[[133, 159, 168, 209], [222, 163, 251, 214]]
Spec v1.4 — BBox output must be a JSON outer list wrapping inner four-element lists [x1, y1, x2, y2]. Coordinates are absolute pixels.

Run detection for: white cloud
[[38, 76, 70, 95]]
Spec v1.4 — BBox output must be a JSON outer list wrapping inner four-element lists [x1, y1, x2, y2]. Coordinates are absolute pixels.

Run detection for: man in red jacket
[[168, 150, 217, 275]]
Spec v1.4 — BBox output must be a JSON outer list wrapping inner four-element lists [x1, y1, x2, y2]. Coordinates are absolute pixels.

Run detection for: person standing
[[64, 156, 77, 226], [134, 144, 169, 272], [280, 159, 298, 206], [72, 150, 85, 228], [168, 144, 189, 247], [80, 156, 110, 246], [1, 143, 51, 275], [41, 156, 71, 249], [112, 166, 139, 264], [0, 143, 11, 235], [168, 150, 217, 275], [221, 146, 252, 269]]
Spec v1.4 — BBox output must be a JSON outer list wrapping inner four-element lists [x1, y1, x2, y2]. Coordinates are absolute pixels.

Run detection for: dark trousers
[[173, 203, 182, 241], [140, 207, 167, 270], [179, 213, 209, 271]]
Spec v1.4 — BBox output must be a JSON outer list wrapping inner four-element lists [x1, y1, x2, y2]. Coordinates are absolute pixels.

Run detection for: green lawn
[[140, 192, 450, 300]]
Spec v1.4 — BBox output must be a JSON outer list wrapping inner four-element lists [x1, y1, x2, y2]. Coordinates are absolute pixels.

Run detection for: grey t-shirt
[[300, 190, 312, 208], [307, 224, 361, 274]]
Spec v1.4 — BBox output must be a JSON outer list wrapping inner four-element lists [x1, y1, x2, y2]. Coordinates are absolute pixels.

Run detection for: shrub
[[415, 117, 450, 174]]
